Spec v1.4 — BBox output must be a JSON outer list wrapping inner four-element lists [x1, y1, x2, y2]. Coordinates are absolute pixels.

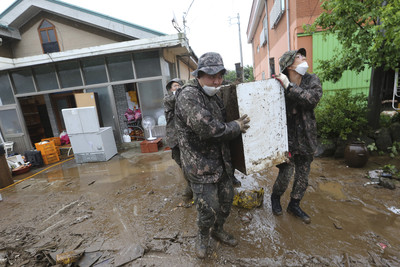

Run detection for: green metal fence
[[311, 32, 371, 96]]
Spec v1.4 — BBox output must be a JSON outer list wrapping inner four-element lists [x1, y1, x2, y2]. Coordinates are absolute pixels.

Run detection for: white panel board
[[236, 79, 288, 174]]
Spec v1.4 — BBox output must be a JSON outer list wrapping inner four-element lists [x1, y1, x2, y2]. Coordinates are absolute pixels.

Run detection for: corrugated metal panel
[[312, 32, 371, 95]]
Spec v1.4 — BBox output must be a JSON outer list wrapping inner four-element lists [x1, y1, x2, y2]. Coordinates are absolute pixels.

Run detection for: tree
[[244, 65, 255, 82], [307, 0, 400, 128], [224, 65, 255, 83]]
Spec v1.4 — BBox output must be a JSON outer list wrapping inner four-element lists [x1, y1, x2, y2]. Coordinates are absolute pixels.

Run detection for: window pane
[[48, 29, 56, 42], [40, 31, 48, 43], [86, 87, 115, 130], [137, 80, 164, 123], [11, 69, 35, 94], [0, 73, 15, 105], [107, 54, 134, 82], [57, 61, 83, 88], [0, 109, 23, 134], [42, 42, 60, 53], [133, 51, 161, 78], [33, 64, 59, 91], [40, 20, 53, 29], [81, 57, 108, 85]]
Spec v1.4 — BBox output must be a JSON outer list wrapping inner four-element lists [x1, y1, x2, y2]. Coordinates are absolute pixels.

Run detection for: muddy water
[[0, 149, 399, 266]]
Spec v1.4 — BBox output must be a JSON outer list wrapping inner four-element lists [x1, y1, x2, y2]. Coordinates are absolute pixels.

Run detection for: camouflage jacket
[[163, 92, 178, 148], [175, 79, 241, 184], [285, 72, 323, 155]]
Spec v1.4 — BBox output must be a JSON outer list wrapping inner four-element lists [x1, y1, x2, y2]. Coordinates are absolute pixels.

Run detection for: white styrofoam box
[[236, 79, 288, 174], [62, 106, 100, 134]]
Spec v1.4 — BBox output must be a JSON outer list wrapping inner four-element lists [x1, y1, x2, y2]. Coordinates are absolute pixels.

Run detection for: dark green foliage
[[224, 65, 255, 83], [315, 90, 369, 140], [306, 0, 400, 83], [243, 65, 255, 82]]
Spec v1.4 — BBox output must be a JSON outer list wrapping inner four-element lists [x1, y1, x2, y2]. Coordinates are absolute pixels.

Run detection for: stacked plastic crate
[[41, 137, 61, 156], [35, 140, 60, 165]]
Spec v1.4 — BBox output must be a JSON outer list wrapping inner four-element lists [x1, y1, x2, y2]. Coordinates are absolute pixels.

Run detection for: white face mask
[[202, 85, 221, 96], [295, 62, 309, 76]]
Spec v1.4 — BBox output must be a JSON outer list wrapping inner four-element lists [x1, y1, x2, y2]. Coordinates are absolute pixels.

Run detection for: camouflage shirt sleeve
[[163, 93, 175, 124], [176, 86, 240, 141], [287, 73, 322, 109]]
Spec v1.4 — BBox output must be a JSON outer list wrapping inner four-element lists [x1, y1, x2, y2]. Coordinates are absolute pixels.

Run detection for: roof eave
[[0, 33, 189, 71]]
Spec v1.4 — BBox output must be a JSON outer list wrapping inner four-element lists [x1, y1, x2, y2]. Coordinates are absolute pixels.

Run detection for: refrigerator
[[62, 107, 117, 163]]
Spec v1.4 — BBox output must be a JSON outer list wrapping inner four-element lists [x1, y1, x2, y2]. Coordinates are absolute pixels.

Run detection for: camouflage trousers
[[272, 154, 313, 200], [171, 146, 192, 186], [191, 173, 234, 231], [171, 146, 182, 167]]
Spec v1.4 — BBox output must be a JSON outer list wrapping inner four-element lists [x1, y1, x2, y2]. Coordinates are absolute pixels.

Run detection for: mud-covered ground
[[0, 143, 399, 266]]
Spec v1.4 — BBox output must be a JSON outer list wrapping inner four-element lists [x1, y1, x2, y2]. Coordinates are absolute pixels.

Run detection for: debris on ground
[[56, 249, 84, 265], [366, 169, 398, 189], [233, 188, 264, 209]]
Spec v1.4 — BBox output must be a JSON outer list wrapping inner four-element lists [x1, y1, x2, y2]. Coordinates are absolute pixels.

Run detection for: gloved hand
[[275, 73, 290, 89], [235, 114, 250, 133]]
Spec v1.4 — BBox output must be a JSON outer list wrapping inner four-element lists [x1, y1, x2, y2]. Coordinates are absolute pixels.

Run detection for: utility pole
[[229, 13, 244, 81]]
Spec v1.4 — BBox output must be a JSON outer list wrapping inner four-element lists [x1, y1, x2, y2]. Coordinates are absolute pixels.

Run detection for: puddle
[[318, 181, 346, 200]]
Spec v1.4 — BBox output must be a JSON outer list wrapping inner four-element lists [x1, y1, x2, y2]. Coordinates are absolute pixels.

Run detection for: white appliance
[[62, 107, 117, 163], [62, 106, 100, 134]]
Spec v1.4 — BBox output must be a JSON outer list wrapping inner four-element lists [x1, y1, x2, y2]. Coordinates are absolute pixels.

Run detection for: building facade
[[246, 0, 371, 94], [0, 0, 197, 155]]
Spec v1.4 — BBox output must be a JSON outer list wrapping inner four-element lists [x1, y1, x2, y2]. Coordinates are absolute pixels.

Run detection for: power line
[[183, 0, 195, 36]]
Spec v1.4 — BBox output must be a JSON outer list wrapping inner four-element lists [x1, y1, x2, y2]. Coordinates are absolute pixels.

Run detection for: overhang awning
[[0, 33, 196, 71]]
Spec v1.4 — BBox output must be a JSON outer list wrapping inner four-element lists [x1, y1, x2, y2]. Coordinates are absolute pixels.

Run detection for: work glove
[[274, 73, 290, 89], [235, 114, 250, 133]]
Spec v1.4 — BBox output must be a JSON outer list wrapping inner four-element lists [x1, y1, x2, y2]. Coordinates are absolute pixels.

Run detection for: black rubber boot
[[232, 176, 242, 187], [211, 225, 238, 247], [195, 228, 209, 259], [287, 198, 311, 224], [271, 194, 283, 216]]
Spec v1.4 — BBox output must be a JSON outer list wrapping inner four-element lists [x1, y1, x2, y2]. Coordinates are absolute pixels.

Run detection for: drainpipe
[[264, 0, 270, 72], [286, 0, 290, 50]]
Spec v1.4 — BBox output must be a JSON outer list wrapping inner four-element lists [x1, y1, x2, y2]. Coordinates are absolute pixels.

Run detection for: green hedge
[[315, 90, 369, 141]]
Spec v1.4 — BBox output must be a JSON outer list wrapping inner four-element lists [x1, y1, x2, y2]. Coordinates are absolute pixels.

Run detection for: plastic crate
[[35, 141, 60, 164], [42, 153, 60, 165], [41, 137, 61, 146]]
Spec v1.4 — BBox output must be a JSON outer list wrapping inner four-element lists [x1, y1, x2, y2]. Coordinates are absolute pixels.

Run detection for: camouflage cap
[[166, 78, 183, 90], [191, 52, 226, 77], [279, 48, 306, 72]]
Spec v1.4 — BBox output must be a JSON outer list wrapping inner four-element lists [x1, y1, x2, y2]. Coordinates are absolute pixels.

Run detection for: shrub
[[315, 90, 369, 141]]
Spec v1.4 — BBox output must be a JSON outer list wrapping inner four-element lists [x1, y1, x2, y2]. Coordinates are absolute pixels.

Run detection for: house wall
[[251, 0, 323, 79], [178, 58, 193, 82], [0, 42, 13, 57], [14, 12, 130, 58], [251, 8, 267, 80]]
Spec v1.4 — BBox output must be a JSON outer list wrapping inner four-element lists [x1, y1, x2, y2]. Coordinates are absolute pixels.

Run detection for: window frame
[[37, 19, 60, 54]]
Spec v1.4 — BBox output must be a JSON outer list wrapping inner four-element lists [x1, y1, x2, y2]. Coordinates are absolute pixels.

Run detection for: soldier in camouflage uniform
[[163, 78, 193, 199], [272, 48, 323, 224], [175, 52, 250, 259]]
